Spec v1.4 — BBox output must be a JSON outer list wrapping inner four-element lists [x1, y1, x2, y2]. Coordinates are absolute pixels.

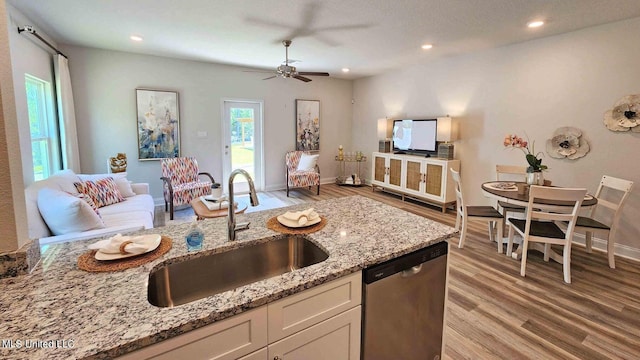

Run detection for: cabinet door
[[115, 307, 268, 360], [268, 272, 361, 343], [373, 155, 387, 183], [404, 159, 423, 192], [238, 348, 268, 360], [425, 163, 443, 198], [388, 157, 402, 187], [268, 307, 361, 360]]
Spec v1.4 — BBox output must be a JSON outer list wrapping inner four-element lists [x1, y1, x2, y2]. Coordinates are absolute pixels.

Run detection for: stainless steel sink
[[148, 235, 329, 307]]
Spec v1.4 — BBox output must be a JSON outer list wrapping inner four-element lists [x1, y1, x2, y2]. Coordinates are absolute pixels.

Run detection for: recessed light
[[421, 44, 433, 50], [527, 21, 544, 28], [130, 35, 143, 42], [342, 68, 350, 73]]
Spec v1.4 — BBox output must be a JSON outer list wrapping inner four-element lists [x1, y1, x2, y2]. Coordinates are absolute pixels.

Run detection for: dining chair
[[573, 175, 634, 269], [495, 165, 528, 226], [506, 185, 587, 283], [450, 168, 504, 252]]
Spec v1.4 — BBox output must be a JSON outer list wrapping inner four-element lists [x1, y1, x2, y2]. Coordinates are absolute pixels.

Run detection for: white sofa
[[25, 170, 155, 244]]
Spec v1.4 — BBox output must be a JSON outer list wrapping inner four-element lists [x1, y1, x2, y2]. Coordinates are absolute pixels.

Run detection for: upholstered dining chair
[[450, 168, 504, 252], [160, 157, 215, 220], [285, 151, 320, 197], [506, 185, 587, 284], [573, 175, 634, 269]]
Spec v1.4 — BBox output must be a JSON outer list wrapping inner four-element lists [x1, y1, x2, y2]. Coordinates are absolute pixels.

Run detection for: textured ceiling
[[8, 0, 640, 79]]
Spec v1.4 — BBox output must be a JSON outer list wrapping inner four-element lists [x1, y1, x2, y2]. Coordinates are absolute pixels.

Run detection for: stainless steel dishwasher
[[362, 241, 448, 360]]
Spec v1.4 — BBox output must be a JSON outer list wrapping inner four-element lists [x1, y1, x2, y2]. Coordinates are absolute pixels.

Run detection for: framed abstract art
[[136, 89, 180, 160], [295, 99, 320, 151]]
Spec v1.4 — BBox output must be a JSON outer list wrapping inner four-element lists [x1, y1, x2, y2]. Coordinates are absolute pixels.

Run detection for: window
[[25, 74, 59, 181]]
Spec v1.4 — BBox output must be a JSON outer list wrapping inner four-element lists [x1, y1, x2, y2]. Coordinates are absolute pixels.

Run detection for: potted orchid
[[504, 134, 547, 185]]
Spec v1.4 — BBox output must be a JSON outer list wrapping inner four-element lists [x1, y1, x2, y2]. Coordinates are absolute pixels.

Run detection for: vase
[[526, 171, 544, 186]]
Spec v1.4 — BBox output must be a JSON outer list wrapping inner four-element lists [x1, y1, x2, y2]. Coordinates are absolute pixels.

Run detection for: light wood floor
[[277, 184, 640, 360]]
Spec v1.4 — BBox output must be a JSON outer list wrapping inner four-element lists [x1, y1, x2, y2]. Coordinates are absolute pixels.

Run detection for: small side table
[[335, 155, 367, 186], [191, 198, 248, 220]]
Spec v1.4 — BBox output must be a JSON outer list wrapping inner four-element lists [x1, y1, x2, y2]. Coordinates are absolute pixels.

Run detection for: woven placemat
[[77, 236, 173, 272], [266, 216, 327, 234]]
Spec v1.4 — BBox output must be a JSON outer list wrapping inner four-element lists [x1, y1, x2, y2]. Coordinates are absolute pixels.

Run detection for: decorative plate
[[93, 234, 162, 261], [485, 182, 518, 191], [276, 215, 322, 228]]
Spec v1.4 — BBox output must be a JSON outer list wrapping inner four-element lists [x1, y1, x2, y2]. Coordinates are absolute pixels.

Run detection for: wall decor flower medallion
[[546, 127, 589, 160], [604, 95, 640, 132]]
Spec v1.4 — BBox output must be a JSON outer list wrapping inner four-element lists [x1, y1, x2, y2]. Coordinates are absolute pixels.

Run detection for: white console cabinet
[[117, 272, 361, 360], [371, 152, 460, 212]]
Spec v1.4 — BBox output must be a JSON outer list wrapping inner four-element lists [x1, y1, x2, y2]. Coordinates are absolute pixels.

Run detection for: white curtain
[[54, 54, 81, 172]]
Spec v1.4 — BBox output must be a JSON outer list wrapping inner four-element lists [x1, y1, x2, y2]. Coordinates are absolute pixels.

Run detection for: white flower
[[604, 95, 640, 132], [546, 127, 589, 160]]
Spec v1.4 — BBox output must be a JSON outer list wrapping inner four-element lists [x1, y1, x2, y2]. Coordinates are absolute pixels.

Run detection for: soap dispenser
[[185, 220, 204, 251]]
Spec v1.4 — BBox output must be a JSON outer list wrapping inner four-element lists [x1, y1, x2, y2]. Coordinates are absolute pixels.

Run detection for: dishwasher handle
[[401, 264, 423, 277]]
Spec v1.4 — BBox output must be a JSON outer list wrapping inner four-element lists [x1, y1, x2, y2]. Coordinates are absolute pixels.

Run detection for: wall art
[[136, 89, 180, 160], [295, 99, 320, 151], [546, 127, 590, 160], [603, 94, 640, 132]]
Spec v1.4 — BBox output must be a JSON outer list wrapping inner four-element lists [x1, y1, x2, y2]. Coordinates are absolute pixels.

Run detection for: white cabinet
[[116, 307, 268, 360], [268, 272, 361, 342], [237, 348, 268, 360], [371, 153, 404, 191], [117, 273, 362, 360], [371, 152, 460, 212], [268, 307, 361, 360]]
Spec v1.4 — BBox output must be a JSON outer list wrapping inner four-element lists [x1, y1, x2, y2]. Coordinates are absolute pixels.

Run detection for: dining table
[[481, 181, 597, 261]]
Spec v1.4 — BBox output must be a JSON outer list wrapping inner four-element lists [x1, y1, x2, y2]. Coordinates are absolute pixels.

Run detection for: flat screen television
[[392, 119, 438, 155]]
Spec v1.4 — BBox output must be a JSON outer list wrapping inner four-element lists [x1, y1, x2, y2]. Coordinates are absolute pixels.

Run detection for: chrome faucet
[[228, 169, 259, 241]]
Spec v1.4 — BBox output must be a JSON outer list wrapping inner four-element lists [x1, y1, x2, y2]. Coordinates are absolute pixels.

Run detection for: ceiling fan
[[262, 40, 330, 82]]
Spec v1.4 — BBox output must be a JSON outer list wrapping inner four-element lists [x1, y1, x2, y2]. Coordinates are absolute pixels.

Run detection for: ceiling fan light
[[421, 44, 433, 50], [342, 68, 350, 73], [130, 35, 143, 42]]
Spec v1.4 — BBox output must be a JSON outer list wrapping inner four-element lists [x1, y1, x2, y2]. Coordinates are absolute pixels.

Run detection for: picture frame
[[295, 99, 320, 151], [136, 89, 180, 160]]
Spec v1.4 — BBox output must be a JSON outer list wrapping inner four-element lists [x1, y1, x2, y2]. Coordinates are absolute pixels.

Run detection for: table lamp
[[437, 116, 457, 159], [377, 118, 391, 152]]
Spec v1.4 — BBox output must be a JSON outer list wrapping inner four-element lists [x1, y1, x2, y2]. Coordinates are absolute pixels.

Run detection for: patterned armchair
[[286, 151, 320, 197], [160, 157, 214, 220]]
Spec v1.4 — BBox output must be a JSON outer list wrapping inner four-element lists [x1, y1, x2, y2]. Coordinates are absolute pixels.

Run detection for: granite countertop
[[0, 195, 456, 360]]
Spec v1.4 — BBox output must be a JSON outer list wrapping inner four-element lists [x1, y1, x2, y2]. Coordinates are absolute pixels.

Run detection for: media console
[[371, 152, 460, 212]]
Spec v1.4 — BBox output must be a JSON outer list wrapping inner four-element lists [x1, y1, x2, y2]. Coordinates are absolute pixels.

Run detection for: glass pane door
[[222, 100, 263, 193]]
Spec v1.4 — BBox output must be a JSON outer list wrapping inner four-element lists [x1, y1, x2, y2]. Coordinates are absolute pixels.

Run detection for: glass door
[[222, 100, 263, 193]]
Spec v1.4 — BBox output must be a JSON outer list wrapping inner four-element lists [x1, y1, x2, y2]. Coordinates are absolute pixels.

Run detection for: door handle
[[401, 264, 423, 277]]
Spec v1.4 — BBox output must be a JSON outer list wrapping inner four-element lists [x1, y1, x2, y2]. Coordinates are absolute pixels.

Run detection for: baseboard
[[572, 233, 640, 263]]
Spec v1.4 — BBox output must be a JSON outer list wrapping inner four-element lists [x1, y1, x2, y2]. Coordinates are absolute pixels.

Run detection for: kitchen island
[[0, 195, 457, 359]]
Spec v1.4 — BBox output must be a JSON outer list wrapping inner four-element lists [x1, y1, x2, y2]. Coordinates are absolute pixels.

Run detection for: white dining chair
[[574, 175, 634, 269], [495, 165, 528, 226], [450, 168, 505, 252], [506, 185, 587, 284]]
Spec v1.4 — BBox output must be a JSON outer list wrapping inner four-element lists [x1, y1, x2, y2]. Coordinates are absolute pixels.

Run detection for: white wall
[[62, 46, 353, 201], [353, 17, 640, 249]]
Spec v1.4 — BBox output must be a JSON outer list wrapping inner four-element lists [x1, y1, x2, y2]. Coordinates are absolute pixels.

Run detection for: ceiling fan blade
[[293, 75, 312, 82], [263, 75, 277, 80], [298, 72, 330, 76]]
